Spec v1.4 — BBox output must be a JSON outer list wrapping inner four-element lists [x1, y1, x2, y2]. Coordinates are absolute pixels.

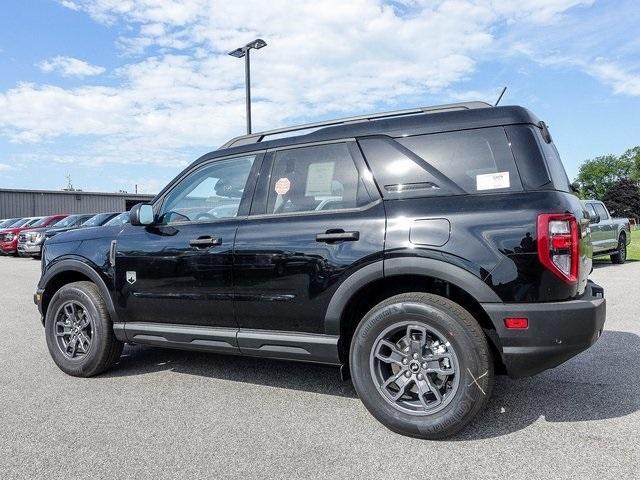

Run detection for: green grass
[[628, 229, 640, 261]]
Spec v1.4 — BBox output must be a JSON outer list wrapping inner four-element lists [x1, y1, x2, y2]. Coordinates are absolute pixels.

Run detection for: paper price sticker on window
[[476, 171, 510, 191], [274, 177, 291, 195]]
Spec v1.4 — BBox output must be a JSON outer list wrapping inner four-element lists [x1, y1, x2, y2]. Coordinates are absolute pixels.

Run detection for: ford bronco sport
[[35, 102, 606, 439]]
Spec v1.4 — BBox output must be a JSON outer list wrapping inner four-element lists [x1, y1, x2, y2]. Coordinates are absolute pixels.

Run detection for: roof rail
[[219, 101, 492, 149]]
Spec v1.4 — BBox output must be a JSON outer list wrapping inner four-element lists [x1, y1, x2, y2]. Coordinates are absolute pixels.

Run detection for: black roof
[[206, 104, 540, 161]]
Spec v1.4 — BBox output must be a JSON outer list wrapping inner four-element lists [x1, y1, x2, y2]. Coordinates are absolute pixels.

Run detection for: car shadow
[[106, 343, 358, 398], [104, 329, 639, 440], [592, 259, 638, 269]]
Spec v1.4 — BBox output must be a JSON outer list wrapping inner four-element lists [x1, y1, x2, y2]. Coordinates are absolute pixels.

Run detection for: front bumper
[[482, 280, 606, 378], [17, 242, 42, 255], [0, 240, 17, 254]]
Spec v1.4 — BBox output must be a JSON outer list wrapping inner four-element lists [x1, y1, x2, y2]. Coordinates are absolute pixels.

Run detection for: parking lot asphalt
[[0, 255, 638, 480]]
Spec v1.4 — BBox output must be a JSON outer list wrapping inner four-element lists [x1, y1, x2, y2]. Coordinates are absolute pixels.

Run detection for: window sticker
[[476, 171, 510, 191], [274, 177, 291, 195], [305, 162, 335, 196]]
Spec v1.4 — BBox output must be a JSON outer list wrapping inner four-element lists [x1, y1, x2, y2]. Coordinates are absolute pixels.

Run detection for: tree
[[602, 178, 640, 221], [620, 146, 640, 181], [576, 154, 634, 200]]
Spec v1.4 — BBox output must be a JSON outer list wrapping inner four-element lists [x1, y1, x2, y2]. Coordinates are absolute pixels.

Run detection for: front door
[[113, 153, 262, 349], [233, 141, 385, 359]]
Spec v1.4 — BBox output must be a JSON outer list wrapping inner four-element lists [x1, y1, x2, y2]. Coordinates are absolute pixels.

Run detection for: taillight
[[537, 213, 579, 284]]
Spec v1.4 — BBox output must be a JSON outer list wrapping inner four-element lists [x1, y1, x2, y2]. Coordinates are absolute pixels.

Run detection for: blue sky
[[0, 0, 638, 194]]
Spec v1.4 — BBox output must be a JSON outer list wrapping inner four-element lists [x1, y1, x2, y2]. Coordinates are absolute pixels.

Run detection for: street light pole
[[244, 48, 251, 134], [228, 38, 267, 135]]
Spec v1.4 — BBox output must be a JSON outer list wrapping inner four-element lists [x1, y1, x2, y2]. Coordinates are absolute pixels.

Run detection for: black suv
[[35, 102, 605, 439]]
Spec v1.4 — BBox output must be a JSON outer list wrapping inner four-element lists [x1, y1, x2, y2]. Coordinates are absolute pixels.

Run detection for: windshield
[[49, 217, 68, 228], [19, 218, 42, 227], [0, 218, 21, 228], [81, 214, 104, 227], [82, 213, 115, 227], [51, 215, 81, 228], [31, 216, 56, 228], [104, 212, 129, 226]]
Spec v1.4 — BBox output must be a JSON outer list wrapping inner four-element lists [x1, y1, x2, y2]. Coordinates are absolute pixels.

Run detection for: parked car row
[[0, 212, 129, 258]]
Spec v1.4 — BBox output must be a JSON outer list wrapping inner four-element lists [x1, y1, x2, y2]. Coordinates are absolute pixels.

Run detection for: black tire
[[45, 281, 123, 377], [350, 292, 494, 439], [610, 234, 627, 264]]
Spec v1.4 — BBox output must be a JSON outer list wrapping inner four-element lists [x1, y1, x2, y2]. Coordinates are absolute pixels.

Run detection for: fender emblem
[[126, 271, 137, 285]]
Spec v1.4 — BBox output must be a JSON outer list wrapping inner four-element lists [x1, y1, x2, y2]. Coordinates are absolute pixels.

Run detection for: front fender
[[37, 256, 117, 323]]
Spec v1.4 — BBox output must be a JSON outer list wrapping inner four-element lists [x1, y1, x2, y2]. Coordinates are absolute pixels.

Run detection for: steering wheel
[[194, 212, 217, 222]]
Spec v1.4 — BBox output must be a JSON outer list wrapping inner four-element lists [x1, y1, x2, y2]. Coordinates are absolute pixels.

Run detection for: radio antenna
[[494, 86, 507, 106]]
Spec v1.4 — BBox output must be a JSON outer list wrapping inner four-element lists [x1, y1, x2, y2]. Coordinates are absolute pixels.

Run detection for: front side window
[[160, 155, 255, 224], [266, 143, 369, 215]]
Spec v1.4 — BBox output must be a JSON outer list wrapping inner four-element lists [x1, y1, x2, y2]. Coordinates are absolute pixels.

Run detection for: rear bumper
[[482, 281, 606, 378]]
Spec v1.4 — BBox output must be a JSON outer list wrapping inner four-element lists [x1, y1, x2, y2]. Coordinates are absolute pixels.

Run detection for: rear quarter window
[[359, 127, 522, 199], [505, 125, 571, 192]]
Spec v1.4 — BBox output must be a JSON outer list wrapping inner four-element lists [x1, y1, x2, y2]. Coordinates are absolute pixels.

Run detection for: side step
[[113, 322, 341, 365]]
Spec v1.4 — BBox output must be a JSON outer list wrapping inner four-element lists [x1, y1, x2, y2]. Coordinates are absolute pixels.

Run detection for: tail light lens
[[537, 213, 579, 284]]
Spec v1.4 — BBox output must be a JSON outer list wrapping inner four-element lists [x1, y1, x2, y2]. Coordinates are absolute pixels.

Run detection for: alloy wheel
[[54, 301, 94, 360], [369, 321, 460, 416]]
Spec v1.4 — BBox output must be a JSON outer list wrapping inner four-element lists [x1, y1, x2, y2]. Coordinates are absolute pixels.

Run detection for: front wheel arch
[[40, 258, 118, 324]]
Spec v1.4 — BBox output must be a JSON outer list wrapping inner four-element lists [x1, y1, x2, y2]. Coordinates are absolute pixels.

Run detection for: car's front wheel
[[349, 293, 494, 439], [45, 281, 123, 377]]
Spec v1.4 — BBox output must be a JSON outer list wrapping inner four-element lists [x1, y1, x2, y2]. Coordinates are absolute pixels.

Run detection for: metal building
[[0, 188, 155, 218]]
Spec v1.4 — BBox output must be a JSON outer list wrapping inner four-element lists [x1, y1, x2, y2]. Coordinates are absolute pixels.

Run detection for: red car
[[0, 215, 67, 256]]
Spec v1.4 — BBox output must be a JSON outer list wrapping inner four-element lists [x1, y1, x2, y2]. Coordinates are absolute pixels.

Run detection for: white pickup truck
[[584, 200, 632, 264]]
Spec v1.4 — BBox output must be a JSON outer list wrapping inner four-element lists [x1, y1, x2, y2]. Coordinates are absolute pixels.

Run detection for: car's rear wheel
[[349, 292, 493, 439], [45, 281, 123, 377], [610, 234, 627, 264]]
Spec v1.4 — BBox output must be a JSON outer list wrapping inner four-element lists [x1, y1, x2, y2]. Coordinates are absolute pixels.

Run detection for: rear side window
[[359, 127, 522, 198], [266, 143, 371, 214]]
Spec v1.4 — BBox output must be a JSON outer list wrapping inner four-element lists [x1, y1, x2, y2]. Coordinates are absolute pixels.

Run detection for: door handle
[[316, 230, 360, 243], [189, 236, 222, 248]]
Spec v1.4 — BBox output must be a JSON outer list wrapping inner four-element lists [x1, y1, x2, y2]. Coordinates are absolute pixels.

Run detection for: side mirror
[[129, 203, 155, 226], [590, 213, 600, 224], [570, 182, 580, 194]]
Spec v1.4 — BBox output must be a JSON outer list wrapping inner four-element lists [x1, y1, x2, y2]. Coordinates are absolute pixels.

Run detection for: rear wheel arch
[[325, 259, 505, 370]]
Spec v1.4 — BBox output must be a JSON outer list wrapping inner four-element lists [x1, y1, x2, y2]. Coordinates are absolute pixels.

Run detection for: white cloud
[[0, 0, 627, 171], [39, 56, 106, 78], [0, 163, 11, 172], [585, 59, 640, 97]]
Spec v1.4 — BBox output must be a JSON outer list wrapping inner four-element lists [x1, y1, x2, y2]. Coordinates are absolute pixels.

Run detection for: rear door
[[233, 140, 384, 361]]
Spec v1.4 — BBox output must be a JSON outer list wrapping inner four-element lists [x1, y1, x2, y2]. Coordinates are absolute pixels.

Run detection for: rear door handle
[[316, 230, 360, 243], [189, 236, 222, 248]]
